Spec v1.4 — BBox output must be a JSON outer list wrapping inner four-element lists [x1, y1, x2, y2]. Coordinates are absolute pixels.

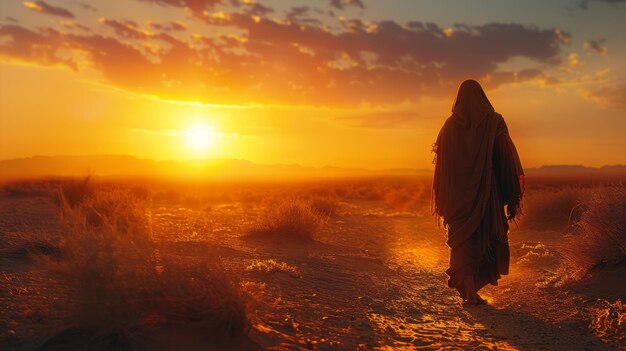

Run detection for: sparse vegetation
[[589, 299, 626, 345], [308, 195, 339, 218], [246, 259, 300, 278], [55, 175, 95, 208], [518, 187, 587, 231], [559, 186, 626, 280], [34, 187, 250, 350], [2, 175, 625, 350], [383, 184, 429, 212], [247, 197, 326, 241], [1, 180, 52, 198]]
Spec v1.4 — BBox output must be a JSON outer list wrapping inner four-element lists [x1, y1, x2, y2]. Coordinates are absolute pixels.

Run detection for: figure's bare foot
[[463, 276, 478, 305], [462, 294, 488, 306], [462, 298, 479, 306]]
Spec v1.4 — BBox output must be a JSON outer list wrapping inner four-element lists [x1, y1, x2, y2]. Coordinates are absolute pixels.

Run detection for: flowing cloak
[[432, 80, 524, 294]]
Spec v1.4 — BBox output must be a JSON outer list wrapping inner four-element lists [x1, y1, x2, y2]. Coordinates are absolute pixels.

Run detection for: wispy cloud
[[23, 1, 75, 18], [73, 1, 98, 12], [579, 0, 626, 9], [330, 0, 366, 10], [584, 39, 608, 56], [578, 83, 626, 109]]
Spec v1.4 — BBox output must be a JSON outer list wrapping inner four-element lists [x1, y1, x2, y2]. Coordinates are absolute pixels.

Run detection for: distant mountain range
[[523, 165, 626, 177], [0, 155, 430, 180], [0, 155, 624, 180]]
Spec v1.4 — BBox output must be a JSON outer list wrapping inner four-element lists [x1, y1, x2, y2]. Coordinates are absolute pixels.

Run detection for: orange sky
[[1, 0, 625, 169]]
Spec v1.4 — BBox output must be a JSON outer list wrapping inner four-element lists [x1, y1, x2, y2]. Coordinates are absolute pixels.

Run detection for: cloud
[[330, 0, 366, 10], [580, 0, 626, 9], [148, 21, 188, 31], [0, 10, 572, 106], [0, 25, 78, 69], [23, 1, 75, 18], [285, 6, 325, 26], [73, 1, 97, 12], [579, 83, 626, 109], [138, 0, 227, 14], [60, 20, 91, 32], [584, 39, 608, 56], [567, 52, 583, 67], [242, 2, 274, 16], [100, 18, 154, 39]]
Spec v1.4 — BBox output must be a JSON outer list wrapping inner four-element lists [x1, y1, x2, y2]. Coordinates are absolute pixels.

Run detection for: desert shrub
[[1, 180, 52, 197], [152, 189, 181, 204], [333, 186, 348, 198], [357, 186, 384, 201], [36, 188, 250, 350], [308, 195, 339, 217], [589, 299, 626, 345], [181, 195, 203, 208], [247, 197, 325, 241], [156, 254, 250, 338], [51, 190, 159, 330], [56, 175, 95, 208], [514, 242, 557, 267], [246, 259, 300, 278], [129, 186, 151, 200], [383, 184, 429, 212], [308, 187, 335, 198], [235, 190, 261, 204], [518, 187, 587, 230], [559, 186, 626, 280]]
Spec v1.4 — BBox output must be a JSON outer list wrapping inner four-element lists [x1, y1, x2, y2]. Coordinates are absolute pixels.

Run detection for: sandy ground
[[0, 193, 624, 350]]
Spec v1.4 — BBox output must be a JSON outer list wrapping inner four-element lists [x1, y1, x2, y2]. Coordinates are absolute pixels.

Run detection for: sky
[[0, 0, 625, 170]]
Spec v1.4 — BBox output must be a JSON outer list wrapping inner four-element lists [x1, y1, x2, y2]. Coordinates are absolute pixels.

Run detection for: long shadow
[[467, 305, 621, 351]]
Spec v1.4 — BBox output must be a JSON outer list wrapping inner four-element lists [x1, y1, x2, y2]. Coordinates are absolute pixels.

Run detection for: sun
[[185, 124, 214, 152]]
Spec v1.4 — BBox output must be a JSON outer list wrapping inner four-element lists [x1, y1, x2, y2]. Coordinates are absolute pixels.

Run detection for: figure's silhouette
[[432, 79, 524, 305]]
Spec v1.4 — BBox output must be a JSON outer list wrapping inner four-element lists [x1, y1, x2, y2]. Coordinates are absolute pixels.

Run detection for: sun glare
[[185, 124, 215, 153]]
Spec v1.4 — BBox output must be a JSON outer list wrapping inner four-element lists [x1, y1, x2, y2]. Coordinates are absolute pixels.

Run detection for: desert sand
[[0, 177, 624, 350]]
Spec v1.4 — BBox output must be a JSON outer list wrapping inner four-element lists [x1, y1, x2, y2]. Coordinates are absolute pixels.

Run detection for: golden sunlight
[[185, 123, 216, 153]]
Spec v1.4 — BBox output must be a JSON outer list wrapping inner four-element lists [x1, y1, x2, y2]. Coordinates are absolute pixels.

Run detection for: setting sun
[[185, 124, 215, 153]]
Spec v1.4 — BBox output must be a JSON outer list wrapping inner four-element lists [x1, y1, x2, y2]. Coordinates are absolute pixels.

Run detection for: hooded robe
[[432, 80, 524, 298]]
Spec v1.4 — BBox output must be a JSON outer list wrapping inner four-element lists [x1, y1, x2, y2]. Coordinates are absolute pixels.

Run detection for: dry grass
[[514, 242, 557, 267], [589, 299, 626, 345], [32, 187, 250, 350], [55, 175, 95, 208], [383, 184, 429, 212], [1, 179, 52, 197], [246, 259, 300, 278], [247, 197, 326, 241], [308, 195, 339, 218], [51, 190, 157, 329], [559, 186, 626, 281], [518, 187, 587, 231]]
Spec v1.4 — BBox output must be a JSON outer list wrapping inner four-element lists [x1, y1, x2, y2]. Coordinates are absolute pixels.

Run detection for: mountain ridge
[[0, 155, 624, 180]]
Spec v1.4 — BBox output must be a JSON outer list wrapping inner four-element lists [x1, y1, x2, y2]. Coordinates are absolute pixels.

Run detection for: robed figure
[[432, 79, 524, 305]]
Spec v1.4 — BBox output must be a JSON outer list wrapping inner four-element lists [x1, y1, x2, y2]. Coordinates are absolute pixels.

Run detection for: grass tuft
[[34, 187, 250, 350], [559, 186, 626, 281], [589, 299, 626, 345], [247, 197, 325, 241], [246, 259, 300, 278]]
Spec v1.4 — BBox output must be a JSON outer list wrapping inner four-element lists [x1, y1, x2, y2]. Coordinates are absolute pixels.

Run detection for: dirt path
[[241, 207, 620, 350]]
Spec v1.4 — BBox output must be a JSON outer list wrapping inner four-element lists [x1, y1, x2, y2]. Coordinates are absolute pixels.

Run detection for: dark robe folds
[[432, 80, 524, 299]]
